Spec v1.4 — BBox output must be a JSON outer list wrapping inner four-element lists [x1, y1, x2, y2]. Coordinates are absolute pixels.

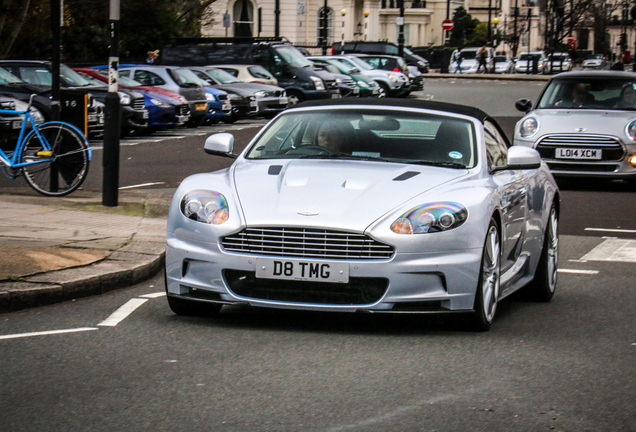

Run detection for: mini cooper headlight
[[357, 80, 369, 88], [254, 90, 267, 97], [118, 92, 132, 105], [205, 93, 217, 101], [180, 190, 229, 225], [519, 117, 539, 138], [390, 202, 468, 234], [626, 120, 636, 140], [150, 98, 172, 108]]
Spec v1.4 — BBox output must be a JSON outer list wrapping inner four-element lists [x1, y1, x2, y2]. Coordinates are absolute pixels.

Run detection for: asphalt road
[[1, 79, 636, 431]]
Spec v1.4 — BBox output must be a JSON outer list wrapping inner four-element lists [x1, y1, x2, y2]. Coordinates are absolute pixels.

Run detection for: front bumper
[[257, 96, 289, 114], [165, 235, 482, 313]]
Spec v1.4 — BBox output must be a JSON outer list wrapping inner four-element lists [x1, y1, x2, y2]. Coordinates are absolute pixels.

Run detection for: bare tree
[[0, 0, 32, 58]]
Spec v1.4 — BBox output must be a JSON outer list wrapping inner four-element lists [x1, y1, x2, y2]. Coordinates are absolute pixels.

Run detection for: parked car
[[514, 71, 636, 184], [213, 64, 279, 86], [332, 41, 430, 73], [188, 67, 288, 119], [161, 38, 341, 106], [0, 60, 148, 136], [352, 54, 413, 96], [515, 51, 549, 74], [311, 63, 360, 97], [0, 65, 104, 137], [115, 65, 209, 127], [547, 53, 573, 73], [165, 98, 559, 331], [307, 56, 382, 97], [493, 54, 515, 74], [74, 68, 194, 134], [582, 54, 608, 70], [449, 47, 495, 74], [0, 96, 26, 149], [334, 55, 409, 97]]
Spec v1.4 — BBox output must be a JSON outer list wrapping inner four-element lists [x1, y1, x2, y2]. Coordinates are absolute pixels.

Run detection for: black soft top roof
[[295, 98, 490, 123]]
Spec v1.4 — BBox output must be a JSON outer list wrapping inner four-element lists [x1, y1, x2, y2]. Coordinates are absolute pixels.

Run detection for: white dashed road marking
[[585, 228, 636, 234], [98, 298, 148, 327], [581, 238, 636, 263], [557, 269, 599, 275], [0, 327, 99, 340]]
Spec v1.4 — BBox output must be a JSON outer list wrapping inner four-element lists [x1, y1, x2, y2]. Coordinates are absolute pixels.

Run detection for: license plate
[[12, 120, 22, 129], [555, 148, 602, 160], [250, 101, 258, 107], [142, 111, 149, 119], [331, 93, 341, 99], [195, 103, 207, 111], [280, 97, 288, 104], [353, 88, 360, 94], [255, 258, 349, 283], [372, 90, 379, 95], [177, 115, 189, 123]]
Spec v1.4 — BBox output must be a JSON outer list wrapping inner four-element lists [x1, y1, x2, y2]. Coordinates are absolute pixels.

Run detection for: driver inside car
[[316, 122, 354, 153]]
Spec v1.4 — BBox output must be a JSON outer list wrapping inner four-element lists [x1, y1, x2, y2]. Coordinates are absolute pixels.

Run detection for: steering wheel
[[284, 145, 334, 155]]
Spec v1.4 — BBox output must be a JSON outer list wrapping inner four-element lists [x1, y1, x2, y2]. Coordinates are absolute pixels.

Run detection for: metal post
[[103, 0, 120, 207], [440, 0, 451, 73], [487, 0, 492, 44], [398, 0, 405, 57], [513, 0, 518, 57], [322, 0, 328, 55], [50, 0, 61, 192], [274, 0, 280, 38]]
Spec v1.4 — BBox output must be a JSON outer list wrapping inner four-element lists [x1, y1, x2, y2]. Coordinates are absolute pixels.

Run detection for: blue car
[[204, 87, 232, 124]]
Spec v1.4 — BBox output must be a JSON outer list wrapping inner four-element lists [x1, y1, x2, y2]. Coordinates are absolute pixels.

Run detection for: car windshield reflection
[[245, 109, 476, 168], [537, 79, 636, 110]]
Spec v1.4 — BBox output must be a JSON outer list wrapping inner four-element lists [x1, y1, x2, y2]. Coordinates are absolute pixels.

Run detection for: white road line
[[585, 227, 636, 233], [558, 268, 599, 275], [140, 292, 166, 299], [0, 327, 99, 341], [98, 298, 148, 327], [119, 182, 165, 190]]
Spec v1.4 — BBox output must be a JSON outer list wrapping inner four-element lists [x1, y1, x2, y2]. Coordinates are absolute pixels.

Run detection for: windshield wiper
[[299, 153, 390, 162], [408, 160, 467, 169]]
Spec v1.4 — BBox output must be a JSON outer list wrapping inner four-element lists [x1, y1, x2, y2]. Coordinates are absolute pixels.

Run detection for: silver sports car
[[514, 71, 636, 184], [165, 99, 560, 331]]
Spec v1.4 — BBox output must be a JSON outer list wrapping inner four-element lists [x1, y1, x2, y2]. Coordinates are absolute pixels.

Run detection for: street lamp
[[340, 9, 346, 54], [492, 17, 499, 48]]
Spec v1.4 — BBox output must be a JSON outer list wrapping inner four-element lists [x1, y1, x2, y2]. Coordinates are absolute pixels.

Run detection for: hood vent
[[268, 165, 283, 175], [393, 171, 420, 181]]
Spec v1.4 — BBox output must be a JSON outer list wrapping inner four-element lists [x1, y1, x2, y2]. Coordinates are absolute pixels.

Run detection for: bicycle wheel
[[20, 122, 90, 196]]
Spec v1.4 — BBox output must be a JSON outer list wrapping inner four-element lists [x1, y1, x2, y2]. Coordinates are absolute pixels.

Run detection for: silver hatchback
[[514, 71, 636, 184]]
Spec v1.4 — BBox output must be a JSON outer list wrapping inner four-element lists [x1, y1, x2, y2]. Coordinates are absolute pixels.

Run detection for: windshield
[[537, 78, 636, 109], [0, 67, 23, 84], [461, 51, 477, 60], [494, 56, 508, 62], [345, 57, 374, 70], [273, 45, 313, 68], [169, 68, 202, 86], [587, 54, 604, 59], [60, 64, 95, 87], [519, 54, 542, 61], [204, 68, 243, 84], [245, 108, 476, 168], [247, 66, 274, 79]]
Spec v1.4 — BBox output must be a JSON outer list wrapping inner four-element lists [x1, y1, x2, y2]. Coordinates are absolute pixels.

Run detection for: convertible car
[[165, 99, 560, 331]]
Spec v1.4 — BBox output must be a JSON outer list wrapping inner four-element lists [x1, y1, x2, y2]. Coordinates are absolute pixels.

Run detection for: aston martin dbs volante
[[165, 99, 560, 331]]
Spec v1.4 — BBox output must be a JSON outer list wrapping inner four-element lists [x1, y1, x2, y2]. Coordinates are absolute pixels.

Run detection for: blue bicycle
[[0, 95, 91, 196]]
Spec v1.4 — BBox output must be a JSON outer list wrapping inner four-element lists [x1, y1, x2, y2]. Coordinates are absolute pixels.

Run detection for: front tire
[[525, 204, 559, 301], [469, 218, 501, 331]]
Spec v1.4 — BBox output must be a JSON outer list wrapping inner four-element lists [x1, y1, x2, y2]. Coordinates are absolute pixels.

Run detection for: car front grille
[[537, 134, 625, 162], [177, 104, 190, 116], [221, 227, 395, 260], [224, 270, 389, 305], [133, 97, 145, 110]]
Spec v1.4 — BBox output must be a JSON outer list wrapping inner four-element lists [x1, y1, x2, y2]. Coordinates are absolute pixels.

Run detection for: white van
[[449, 47, 494, 73]]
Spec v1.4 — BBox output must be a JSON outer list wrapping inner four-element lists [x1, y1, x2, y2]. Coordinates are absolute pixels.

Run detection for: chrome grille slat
[[133, 97, 145, 110], [221, 227, 394, 259], [538, 134, 621, 148]]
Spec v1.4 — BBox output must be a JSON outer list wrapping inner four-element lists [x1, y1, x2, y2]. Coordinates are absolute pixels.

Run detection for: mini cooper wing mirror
[[506, 146, 542, 170], [204, 133, 237, 159], [515, 98, 533, 113]]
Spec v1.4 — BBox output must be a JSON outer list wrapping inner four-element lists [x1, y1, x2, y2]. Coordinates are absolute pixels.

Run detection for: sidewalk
[[0, 187, 174, 313]]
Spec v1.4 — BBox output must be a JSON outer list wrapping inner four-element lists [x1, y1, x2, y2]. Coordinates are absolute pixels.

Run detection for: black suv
[[161, 38, 341, 106], [0, 60, 148, 137], [332, 41, 429, 73]]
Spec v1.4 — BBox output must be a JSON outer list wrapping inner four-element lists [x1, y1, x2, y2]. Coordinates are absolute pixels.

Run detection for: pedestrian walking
[[452, 49, 463, 74], [476, 46, 488, 73]]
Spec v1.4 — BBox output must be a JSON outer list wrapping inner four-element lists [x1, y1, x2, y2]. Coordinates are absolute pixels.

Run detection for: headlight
[[228, 94, 243, 101], [391, 202, 468, 234], [310, 76, 325, 90], [254, 90, 267, 97], [118, 91, 131, 105], [357, 80, 369, 88], [180, 190, 229, 225], [150, 98, 172, 108], [205, 93, 216, 101], [626, 120, 636, 140], [519, 117, 539, 138]]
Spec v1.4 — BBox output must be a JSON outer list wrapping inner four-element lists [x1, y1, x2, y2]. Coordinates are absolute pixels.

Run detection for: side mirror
[[204, 133, 237, 159], [515, 98, 533, 113], [507, 146, 542, 169]]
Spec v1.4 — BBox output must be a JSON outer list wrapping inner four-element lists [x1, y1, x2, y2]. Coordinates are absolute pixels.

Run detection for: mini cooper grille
[[537, 134, 624, 162], [221, 227, 395, 259], [133, 97, 145, 110]]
